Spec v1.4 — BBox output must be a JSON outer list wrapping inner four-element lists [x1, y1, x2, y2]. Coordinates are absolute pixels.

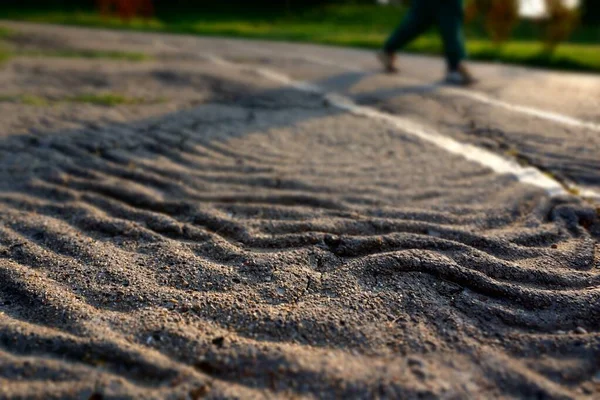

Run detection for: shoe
[[377, 51, 399, 73], [445, 65, 477, 86]]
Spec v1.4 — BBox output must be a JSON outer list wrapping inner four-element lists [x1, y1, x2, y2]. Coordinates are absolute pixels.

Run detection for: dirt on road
[[0, 23, 599, 399]]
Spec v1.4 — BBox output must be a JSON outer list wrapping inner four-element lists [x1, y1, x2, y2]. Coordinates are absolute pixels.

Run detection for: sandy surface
[[1, 22, 600, 399]]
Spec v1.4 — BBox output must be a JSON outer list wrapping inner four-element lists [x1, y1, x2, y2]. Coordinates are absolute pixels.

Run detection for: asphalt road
[[4, 21, 599, 198], [0, 22, 599, 399]]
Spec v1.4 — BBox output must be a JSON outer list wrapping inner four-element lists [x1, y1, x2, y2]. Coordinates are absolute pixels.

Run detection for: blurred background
[[0, 0, 598, 72]]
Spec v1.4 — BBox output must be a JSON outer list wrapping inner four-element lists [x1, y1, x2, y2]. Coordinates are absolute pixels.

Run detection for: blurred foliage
[[0, 0, 364, 12], [96, 0, 154, 21], [485, 0, 520, 46], [543, 0, 580, 53], [466, 0, 581, 51], [0, 1, 598, 72], [466, 0, 520, 46]]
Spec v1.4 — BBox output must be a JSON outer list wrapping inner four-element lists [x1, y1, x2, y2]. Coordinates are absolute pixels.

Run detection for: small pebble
[[427, 229, 441, 238], [575, 327, 588, 335], [407, 357, 424, 368], [211, 336, 225, 348]]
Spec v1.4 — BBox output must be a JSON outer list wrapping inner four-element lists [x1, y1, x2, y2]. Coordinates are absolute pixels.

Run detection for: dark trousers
[[384, 0, 467, 71]]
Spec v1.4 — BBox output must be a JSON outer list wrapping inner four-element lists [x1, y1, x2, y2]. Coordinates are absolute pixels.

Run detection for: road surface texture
[[0, 22, 599, 399]]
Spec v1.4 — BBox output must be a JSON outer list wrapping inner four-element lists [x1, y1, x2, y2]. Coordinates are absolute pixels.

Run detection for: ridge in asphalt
[[207, 55, 597, 202], [246, 46, 600, 134]]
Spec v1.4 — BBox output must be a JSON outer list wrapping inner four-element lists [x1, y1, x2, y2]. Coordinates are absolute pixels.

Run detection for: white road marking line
[[207, 55, 572, 198], [235, 48, 600, 201], [245, 47, 600, 133]]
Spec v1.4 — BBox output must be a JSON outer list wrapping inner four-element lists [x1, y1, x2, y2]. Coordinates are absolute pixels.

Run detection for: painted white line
[[246, 47, 600, 133], [577, 187, 600, 200], [208, 55, 570, 198], [445, 87, 600, 132]]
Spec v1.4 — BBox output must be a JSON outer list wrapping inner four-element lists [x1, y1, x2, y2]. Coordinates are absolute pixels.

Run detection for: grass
[[1, 4, 600, 72], [0, 26, 12, 39], [0, 45, 150, 63], [0, 94, 49, 105], [0, 27, 11, 63], [0, 48, 9, 63], [20, 94, 49, 106], [18, 48, 150, 61], [0, 23, 149, 62], [0, 93, 159, 106], [68, 93, 144, 106]]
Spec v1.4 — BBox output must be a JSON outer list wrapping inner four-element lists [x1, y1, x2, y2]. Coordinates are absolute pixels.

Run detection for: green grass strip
[[1, 5, 599, 72], [17, 48, 150, 61], [67, 93, 143, 106], [0, 93, 161, 106]]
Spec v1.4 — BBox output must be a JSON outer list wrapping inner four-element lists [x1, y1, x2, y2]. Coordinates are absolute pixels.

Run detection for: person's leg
[[383, 1, 434, 54], [378, 1, 434, 73], [435, 0, 475, 84], [435, 0, 467, 72]]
